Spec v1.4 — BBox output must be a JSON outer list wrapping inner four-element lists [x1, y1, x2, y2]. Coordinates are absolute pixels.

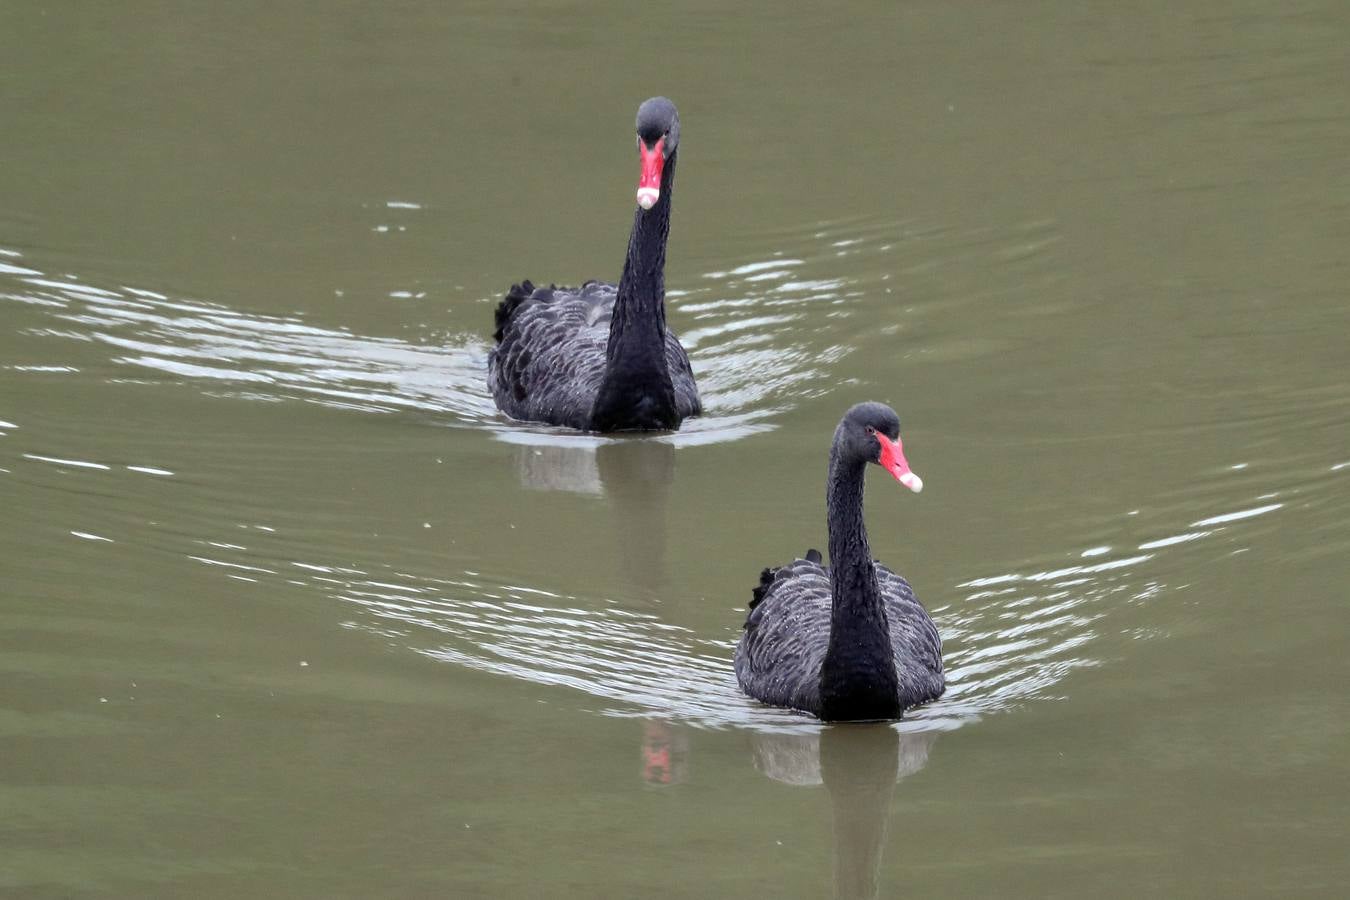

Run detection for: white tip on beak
[[636, 187, 660, 210], [899, 472, 924, 493]]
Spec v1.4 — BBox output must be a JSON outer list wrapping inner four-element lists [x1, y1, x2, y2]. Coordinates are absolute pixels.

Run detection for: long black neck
[[591, 151, 678, 431], [819, 440, 901, 721]]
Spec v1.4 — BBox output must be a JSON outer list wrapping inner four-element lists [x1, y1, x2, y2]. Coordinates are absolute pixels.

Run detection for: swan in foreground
[[735, 402, 944, 721]]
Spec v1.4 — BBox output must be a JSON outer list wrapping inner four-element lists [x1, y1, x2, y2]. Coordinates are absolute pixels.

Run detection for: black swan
[[488, 97, 701, 432], [735, 402, 944, 721]]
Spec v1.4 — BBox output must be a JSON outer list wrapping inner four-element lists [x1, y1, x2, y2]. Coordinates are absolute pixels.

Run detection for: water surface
[[3, 2, 1349, 896]]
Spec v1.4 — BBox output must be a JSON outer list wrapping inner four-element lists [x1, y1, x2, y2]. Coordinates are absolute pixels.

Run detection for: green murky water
[[3, 2, 1349, 896]]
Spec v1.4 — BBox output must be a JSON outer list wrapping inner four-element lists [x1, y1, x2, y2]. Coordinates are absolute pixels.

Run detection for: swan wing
[[488, 280, 613, 428], [875, 563, 946, 706], [734, 552, 831, 715], [663, 328, 702, 420]]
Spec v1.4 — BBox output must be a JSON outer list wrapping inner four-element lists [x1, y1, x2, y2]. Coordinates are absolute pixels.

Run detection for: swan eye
[[866, 425, 876, 435]]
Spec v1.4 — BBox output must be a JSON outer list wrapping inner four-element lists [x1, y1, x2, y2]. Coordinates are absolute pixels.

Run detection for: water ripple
[[0, 239, 904, 446], [920, 490, 1290, 728], [120, 481, 1289, 735]]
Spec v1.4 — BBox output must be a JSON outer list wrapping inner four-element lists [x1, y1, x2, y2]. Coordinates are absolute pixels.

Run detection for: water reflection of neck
[[820, 725, 901, 900]]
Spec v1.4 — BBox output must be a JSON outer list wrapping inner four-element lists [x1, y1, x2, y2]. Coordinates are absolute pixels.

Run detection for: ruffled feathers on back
[[735, 550, 944, 717]]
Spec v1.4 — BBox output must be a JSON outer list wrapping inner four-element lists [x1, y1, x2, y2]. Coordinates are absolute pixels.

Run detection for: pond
[[3, 2, 1348, 896]]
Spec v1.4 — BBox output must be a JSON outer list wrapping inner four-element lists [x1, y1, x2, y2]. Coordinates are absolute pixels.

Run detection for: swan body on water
[[489, 97, 700, 432], [735, 402, 944, 722]]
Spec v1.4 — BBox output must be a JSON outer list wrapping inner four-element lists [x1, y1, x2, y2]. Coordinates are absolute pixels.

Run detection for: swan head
[[635, 97, 679, 210], [839, 401, 923, 493]]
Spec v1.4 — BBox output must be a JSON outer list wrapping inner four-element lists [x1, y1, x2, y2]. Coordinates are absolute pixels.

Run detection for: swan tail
[[748, 567, 775, 613], [493, 279, 536, 343], [747, 548, 822, 616]]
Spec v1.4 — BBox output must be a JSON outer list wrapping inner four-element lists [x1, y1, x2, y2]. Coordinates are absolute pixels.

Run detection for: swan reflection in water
[[754, 725, 938, 900], [510, 435, 676, 597], [640, 720, 691, 787], [637, 720, 937, 899]]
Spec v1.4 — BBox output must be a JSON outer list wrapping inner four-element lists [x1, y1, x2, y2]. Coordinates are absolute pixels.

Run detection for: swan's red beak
[[637, 136, 665, 210], [878, 433, 923, 493]]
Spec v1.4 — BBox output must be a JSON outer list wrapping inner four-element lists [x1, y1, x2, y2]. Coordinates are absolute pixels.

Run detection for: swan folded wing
[[488, 281, 615, 428], [736, 554, 833, 713], [875, 563, 945, 705], [663, 329, 702, 420]]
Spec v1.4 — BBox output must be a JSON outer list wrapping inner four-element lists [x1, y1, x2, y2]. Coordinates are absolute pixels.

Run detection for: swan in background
[[489, 97, 700, 432]]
